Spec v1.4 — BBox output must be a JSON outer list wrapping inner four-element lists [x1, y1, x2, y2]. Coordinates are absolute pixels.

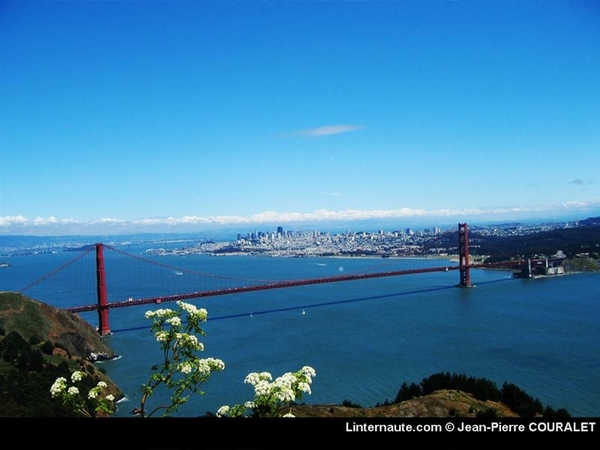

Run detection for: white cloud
[[2, 201, 599, 236], [289, 124, 365, 137]]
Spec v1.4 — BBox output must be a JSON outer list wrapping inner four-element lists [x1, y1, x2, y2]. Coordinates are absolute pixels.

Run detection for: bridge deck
[[65, 261, 523, 313]]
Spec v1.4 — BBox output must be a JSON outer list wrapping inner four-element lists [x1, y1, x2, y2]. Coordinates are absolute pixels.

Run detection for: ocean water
[[1, 246, 599, 417]]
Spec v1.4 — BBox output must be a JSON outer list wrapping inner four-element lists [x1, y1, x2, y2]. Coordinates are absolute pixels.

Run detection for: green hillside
[[0, 292, 122, 417]]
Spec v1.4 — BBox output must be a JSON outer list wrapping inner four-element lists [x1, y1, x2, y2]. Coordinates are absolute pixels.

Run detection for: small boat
[[301, 309, 306, 315]]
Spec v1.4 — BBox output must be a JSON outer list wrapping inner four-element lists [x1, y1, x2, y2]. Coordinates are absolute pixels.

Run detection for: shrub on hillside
[[393, 372, 570, 418]]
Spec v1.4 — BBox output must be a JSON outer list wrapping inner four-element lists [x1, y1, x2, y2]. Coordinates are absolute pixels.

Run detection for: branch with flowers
[[137, 301, 226, 417], [216, 366, 316, 418], [50, 370, 115, 417]]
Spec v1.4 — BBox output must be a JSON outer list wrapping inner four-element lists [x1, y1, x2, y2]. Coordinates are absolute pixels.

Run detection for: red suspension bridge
[[18, 223, 542, 336]]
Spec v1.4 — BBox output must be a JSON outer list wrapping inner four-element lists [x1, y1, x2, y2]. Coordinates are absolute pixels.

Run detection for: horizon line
[[1, 201, 599, 236]]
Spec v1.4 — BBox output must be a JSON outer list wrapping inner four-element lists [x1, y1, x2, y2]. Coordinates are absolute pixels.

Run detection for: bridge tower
[[95, 243, 111, 335], [458, 223, 472, 288]]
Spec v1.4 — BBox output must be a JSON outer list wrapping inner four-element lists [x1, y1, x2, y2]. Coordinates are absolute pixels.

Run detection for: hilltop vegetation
[[289, 372, 570, 418], [472, 220, 600, 263]]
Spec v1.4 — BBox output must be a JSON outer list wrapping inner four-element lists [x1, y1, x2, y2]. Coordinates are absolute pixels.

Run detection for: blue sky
[[1, 0, 599, 236]]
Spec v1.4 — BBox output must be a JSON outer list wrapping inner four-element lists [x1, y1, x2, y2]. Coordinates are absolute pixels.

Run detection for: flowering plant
[[49, 301, 316, 419], [138, 301, 225, 417], [50, 370, 115, 417], [216, 366, 316, 418]]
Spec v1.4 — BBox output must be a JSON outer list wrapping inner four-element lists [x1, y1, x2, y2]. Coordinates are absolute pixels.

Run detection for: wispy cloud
[[2, 201, 598, 236], [288, 124, 365, 137]]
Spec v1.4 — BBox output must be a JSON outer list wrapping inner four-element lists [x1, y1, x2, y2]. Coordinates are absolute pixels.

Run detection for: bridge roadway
[[66, 260, 520, 313]]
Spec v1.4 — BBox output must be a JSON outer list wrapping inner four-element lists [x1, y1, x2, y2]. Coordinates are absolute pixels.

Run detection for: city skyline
[[2, 1, 599, 236]]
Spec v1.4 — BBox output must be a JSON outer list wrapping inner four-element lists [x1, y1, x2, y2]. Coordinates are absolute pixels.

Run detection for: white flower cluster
[[166, 316, 182, 327], [67, 386, 80, 395], [272, 373, 296, 403], [244, 371, 272, 386], [50, 371, 87, 398], [218, 366, 316, 417], [178, 361, 193, 374], [216, 405, 230, 417], [88, 385, 101, 398], [296, 365, 316, 395], [248, 366, 315, 401], [200, 357, 226, 373], [145, 308, 176, 319], [176, 301, 208, 321], [297, 381, 311, 395], [71, 371, 85, 383], [87, 381, 114, 401], [50, 371, 115, 417], [177, 357, 225, 376], [50, 377, 67, 397], [174, 332, 204, 351], [154, 330, 170, 342], [300, 366, 316, 380]]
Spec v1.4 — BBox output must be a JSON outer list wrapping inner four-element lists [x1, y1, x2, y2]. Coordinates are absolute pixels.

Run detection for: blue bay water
[[1, 246, 599, 417]]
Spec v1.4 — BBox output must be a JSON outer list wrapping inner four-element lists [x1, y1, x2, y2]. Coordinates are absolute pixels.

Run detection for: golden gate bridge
[[18, 223, 529, 336]]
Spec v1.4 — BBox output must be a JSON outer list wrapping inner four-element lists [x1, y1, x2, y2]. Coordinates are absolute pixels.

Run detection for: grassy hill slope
[[0, 292, 122, 417]]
